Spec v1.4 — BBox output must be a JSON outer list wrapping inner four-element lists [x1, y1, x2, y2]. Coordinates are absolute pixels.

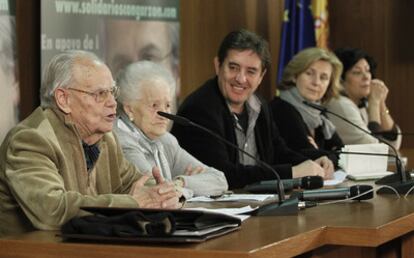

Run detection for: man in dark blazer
[[171, 29, 333, 189]]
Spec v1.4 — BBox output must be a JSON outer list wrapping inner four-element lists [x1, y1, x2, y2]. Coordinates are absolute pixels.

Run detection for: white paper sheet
[[324, 170, 347, 186], [187, 194, 274, 203]]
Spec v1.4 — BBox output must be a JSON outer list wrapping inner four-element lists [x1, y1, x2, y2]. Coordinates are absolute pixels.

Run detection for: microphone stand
[[303, 101, 414, 194], [158, 111, 299, 215], [335, 150, 395, 158]]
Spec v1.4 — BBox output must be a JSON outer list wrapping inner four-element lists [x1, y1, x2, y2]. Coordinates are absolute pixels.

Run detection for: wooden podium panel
[[2, 193, 414, 258]]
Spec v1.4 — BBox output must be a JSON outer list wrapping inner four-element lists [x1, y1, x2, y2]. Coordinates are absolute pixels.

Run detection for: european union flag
[[277, 0, 316, 83]]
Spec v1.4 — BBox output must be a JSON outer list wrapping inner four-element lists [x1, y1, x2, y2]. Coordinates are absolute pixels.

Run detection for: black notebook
[[60, 206, 242, 243]]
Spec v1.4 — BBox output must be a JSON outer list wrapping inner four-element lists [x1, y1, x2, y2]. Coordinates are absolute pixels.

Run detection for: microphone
[[371, 131, 414, 136], [303, 101, 414, 194], [157, 111, 192, 126], [298, 185, 374, 201], [303, 101, 327, 112], [158, 111, 299, 215], [244, 176, 324, 193]]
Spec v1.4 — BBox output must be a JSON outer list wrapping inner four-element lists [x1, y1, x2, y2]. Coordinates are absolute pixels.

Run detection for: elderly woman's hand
[[184, 164, 205, 175]]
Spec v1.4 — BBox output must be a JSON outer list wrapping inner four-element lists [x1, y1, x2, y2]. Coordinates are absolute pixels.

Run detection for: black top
[[269, 97, 343, 165], [171, 77, 309, 189]]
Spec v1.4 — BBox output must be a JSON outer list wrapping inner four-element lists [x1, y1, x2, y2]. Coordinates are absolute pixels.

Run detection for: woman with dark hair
[[326, 47, 401, 149], [270, 47, 343, 166]]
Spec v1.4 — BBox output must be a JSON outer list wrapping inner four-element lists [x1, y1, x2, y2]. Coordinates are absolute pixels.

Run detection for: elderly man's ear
[[54, 88, 72, 114]]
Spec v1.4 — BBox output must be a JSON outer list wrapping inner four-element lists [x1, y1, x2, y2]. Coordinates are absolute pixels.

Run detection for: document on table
[[173, 223, 241, 236], [187, 194, 274, 202], [184, 205, 257, 222], [324, 170, 347, 186]]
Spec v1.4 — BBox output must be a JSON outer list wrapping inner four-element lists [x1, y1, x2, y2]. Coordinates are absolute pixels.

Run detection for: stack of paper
[[339, 143, 393, 180]]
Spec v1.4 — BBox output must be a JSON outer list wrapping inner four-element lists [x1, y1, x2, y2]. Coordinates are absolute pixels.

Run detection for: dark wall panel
[[329, 0, 414, 147], [179, 0, 283, 102], [16, 0, 40, 120], [14, 0, 414, 148]]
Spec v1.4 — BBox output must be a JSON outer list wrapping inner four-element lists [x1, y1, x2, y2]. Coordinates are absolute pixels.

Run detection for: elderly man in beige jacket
[[0, 50, 181, 237]]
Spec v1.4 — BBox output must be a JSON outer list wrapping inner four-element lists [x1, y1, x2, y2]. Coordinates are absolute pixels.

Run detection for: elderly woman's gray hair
[[40, 50, 104, 108], [116, 61, 176, 106]]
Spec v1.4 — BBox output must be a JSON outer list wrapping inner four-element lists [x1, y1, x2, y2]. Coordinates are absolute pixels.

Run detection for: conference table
[[2, 150, 414, 258]]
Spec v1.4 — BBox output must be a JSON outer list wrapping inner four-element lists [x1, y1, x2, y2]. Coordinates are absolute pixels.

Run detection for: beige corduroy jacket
[[0, 107, 142, 237]]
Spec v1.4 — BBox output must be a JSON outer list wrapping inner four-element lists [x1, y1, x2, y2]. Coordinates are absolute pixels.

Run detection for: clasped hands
[[130, 167, 183, 209]]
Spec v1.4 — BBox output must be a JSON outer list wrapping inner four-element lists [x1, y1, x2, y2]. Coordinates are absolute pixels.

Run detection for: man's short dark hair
[[217, 29, 271, 73], [334, 47, 377, 80]]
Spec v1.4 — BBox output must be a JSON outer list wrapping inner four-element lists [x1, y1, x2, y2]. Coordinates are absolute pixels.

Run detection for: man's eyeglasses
[[67, 85, 120, 103]]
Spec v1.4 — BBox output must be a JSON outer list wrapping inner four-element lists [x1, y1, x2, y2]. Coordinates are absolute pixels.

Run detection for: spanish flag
[[312, 0, 329, 48], [277, 0, 329, 83]]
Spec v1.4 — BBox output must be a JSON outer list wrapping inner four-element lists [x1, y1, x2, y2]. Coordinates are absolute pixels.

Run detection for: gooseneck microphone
[[334, 150, 397, 161], [158, 111, 299, 216], [303, 101, 414, 194], [244, 176, 324, 193], [298, 185, 374, 201]]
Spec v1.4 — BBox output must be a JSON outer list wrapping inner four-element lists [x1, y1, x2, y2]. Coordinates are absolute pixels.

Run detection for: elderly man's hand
[[131, 167, 182, 209]]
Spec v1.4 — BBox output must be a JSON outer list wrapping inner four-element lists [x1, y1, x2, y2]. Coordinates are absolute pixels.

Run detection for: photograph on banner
[[41, 0, 180, 99], [0, 0, 19, 144]]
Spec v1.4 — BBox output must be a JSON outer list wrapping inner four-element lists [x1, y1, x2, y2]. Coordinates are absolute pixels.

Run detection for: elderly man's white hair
[[40, 50, 104, 108], [116, 61, 176, 106]]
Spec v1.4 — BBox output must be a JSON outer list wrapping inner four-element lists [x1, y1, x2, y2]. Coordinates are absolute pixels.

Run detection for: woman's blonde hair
[[279, 47, 343, 103]]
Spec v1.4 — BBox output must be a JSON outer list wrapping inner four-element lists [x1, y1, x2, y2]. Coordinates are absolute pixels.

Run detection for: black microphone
[[157, 111, 192, 126], [303, 101, 414, 194], [158, 111, 299, 216], [303, 101, 327, 112], [244, 176, 324, 193], [371, 131, 414, 136], [298, 185, 374, 201]]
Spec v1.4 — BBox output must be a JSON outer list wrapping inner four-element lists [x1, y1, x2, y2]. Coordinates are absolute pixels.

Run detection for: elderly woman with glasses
[[113, 61, 228, 199], [326, 47, 401, 149]]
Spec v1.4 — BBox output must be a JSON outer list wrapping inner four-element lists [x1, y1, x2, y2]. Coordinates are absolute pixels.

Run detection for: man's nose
[[235, 71, 247, 83], [106, 94, 117, 107]]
